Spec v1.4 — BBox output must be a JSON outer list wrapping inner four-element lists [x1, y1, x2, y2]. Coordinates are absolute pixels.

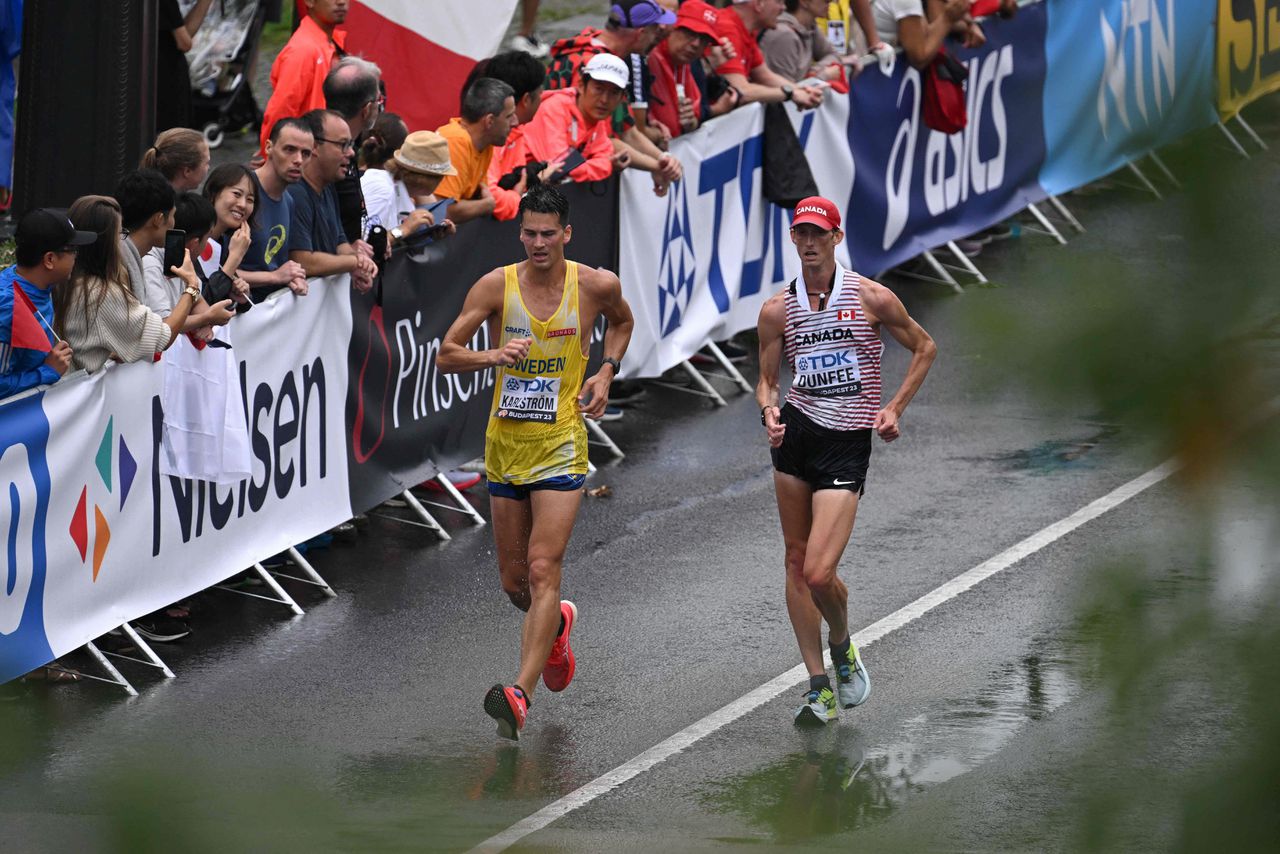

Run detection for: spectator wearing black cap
[[0, 209, 95, 399]]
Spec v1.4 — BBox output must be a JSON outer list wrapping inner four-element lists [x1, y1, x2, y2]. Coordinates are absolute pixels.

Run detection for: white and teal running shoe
[[794, 686, 838, 725], [834, 642, 871, 708]]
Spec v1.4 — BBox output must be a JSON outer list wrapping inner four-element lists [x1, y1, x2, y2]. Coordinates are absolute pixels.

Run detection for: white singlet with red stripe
[[783, 265, 883, 431]]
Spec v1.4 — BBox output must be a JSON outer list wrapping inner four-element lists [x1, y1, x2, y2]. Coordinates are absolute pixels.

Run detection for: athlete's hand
[[495, 337, 532, 367], [764, 406, 786, 447], [577, 372, 611, 420], [874, 407, 901, 442]]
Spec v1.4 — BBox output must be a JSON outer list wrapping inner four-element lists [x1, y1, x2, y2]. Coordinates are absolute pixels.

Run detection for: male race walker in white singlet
[[439, 184, 634, 740], [756, 196, 937, 724]]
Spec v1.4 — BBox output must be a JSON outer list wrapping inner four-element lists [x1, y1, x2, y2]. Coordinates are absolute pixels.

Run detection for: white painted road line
[[468, 460, 1179, 854]]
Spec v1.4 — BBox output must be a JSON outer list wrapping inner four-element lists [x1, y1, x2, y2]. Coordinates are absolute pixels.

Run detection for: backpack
[[922, 48, 969, 134]]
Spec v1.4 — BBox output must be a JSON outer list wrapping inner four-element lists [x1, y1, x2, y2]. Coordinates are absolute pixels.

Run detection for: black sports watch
[[781, 85, 794, 102], [761, 405, 778, 425], [601, 356, 621, 374]]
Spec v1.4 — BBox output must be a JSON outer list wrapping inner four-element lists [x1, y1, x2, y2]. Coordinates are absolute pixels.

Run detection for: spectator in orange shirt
[[471, 52, 549, 222], [434, 79, 519, 224], [258, 0, 349, 157]]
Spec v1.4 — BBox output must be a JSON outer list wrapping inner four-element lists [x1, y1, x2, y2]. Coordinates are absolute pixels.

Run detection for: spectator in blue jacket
[[0, 208, 95, 399]]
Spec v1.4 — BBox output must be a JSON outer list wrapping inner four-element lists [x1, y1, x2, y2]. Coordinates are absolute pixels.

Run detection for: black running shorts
[[770, 403, 872, 494]]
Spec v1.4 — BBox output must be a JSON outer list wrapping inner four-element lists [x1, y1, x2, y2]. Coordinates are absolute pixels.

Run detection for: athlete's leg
[[774, 471, 825, 678], [490, 494, 535, 611], [513, 487, 583, 699], [802, 489, 861, 646]]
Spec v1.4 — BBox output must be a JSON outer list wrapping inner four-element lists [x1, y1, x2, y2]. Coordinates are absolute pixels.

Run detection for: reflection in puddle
[[702, 641, 1080, 842], [988, 428, 1117, 475]]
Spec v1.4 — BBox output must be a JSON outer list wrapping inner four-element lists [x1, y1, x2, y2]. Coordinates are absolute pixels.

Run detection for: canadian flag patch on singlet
[[838, 309, 853, 321]]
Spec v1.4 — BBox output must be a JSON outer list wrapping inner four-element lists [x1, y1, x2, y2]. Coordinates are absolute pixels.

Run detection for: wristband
[[760, 405, 777, 426], [601, 356, 621, 374]]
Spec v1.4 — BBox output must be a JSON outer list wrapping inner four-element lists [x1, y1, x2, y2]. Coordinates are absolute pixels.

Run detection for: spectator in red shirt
[[259, 0, 348, 157], [647, 2, 723, 138], [716, 0, 823, 109]]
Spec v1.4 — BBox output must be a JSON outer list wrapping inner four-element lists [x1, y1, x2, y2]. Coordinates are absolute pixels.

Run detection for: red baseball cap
[[792, 197, 841, 231], [676, 1, 719, 40]]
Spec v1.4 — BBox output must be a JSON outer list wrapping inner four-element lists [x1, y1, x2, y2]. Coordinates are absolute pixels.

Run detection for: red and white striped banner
[[344, 0, 520, 133]]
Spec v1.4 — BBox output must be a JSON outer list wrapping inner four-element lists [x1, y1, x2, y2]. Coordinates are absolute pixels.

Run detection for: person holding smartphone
[[361, 129, 458, 246]]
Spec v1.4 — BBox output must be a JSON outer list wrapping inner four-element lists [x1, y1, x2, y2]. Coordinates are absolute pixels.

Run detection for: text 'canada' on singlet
[[783, 264, 883, 431], [485, 262, 589, 484]]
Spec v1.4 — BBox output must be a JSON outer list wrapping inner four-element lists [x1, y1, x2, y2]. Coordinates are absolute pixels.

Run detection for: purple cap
[[610, 0, 677, 28]]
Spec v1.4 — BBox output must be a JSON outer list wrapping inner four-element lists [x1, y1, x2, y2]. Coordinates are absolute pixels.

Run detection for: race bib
[[793, 347, 862, 398], [496, 375, 560, 422]]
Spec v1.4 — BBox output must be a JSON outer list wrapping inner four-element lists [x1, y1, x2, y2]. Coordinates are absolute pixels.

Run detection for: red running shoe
[[543, 601, 578, 692], [484, 684, 529, 741]]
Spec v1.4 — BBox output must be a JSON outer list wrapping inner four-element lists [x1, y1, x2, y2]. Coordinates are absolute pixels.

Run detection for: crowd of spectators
[[2, 0, 1017, 680]]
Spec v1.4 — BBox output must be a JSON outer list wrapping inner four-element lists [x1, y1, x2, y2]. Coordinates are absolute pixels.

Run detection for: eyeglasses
[[316, 136, 355, 153]]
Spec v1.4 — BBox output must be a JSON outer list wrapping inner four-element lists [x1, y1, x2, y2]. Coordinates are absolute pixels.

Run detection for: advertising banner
[[1216, 0, 1280, 118], [619, 106, 805, 378], [842, 3, 1050, 274], [0, 280, 354, 683], [344, 181, 619, 514], [1041, 0, 1218, 195]]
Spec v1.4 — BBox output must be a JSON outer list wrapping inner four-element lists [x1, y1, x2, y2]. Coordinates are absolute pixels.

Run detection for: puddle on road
[[988, 427, 1117, 475], [700, 639, 1082, 843]]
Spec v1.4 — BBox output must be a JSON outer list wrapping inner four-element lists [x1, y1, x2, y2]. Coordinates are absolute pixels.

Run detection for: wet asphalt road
[[7, 103, 1280, 851]]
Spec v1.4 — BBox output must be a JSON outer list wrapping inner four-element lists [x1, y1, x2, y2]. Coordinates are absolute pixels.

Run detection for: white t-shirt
[[872, 0, 925, 47], [360, 168, 415, 238], [142, 246, 184, 317]]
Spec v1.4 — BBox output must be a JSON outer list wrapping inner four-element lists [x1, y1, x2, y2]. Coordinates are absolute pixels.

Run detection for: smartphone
[[163, 229, 187, 274], [551, 148, 588, 183]]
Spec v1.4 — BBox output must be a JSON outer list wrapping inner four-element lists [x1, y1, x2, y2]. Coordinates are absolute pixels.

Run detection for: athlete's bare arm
[[576, 266, 635, 420], [756, 293, 788, 448], [437, 268, 532, 374], [858, 278, 937, 442]]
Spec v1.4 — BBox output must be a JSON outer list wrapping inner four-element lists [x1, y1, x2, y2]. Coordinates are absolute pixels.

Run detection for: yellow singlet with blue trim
[[485, 262, 589, 485]]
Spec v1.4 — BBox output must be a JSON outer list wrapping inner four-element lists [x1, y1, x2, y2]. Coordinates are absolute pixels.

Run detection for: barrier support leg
[[1217, 121, 1250, 159], [1126, 161, 1163, 198], [1234, 112, 1268, 150], [944, 240, 990, 283], [647, 360, 729, 406], [1147, 151, 1182, 189], [431, 473, 487, 526], [112, 623, 176, 678], [1025, 203, 1068, 245], [400, 490, 451, 541], [922, 250, 964, 294], [1048, 194, 1085, 233], [699, 340, 753, 394], [83, 641, 138, 697], [585, 417, 625, 460], [252, 563, 305, 615], [264, 546, 338, 598]]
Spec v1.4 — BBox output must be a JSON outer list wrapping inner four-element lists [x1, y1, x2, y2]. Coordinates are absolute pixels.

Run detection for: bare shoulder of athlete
[[469, 266, 507, 304], [758, 291, 787, 332], [855, 276, 905, 325], [582, 264, 623, 297]]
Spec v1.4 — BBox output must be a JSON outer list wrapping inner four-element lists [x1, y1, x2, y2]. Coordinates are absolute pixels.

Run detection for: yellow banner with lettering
[[1217, 0, 1280, 117]]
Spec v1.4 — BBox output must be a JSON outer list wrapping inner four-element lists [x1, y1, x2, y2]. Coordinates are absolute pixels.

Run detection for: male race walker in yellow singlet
[[438, 184, 634, 740], [756, 196, 937, 725]]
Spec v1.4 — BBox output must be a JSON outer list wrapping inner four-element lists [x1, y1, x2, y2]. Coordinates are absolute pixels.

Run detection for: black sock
[[830, 636, 851, 661], [558, 614, 566, 637], [809, 674, 831, 692]]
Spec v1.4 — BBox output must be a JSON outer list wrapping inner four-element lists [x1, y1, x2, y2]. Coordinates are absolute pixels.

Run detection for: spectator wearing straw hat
[[0, 209, 95, 399], [361, 130, 459, 247]]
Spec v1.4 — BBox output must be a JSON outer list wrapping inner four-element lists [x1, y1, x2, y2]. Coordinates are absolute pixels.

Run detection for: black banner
[[345, 179, 619, 514]]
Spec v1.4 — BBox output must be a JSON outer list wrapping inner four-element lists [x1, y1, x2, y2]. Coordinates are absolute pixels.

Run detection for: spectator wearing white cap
[[493, 54, 673, 198]]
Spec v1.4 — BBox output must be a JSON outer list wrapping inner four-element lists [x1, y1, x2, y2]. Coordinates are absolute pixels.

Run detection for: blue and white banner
[[619, 106, 806, 378], [1040, 0, 1218, 195], [0, 281, 354, 683], [841, 2, 1049, 274]]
